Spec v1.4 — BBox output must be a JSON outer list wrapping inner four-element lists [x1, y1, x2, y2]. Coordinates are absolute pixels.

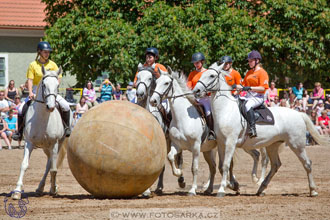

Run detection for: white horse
[[149, 68, 228, 196], [12, 66, 70, 200], [135, 64, 186, 195], [193, 62, 328, 197]]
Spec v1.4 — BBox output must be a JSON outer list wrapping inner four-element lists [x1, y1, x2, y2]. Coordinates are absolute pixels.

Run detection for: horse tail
[[57, 138, 68, 168], [302, 113, 328, 146]]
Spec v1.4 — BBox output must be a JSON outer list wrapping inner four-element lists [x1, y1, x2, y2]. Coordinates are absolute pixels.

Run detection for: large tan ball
[[67, 101, 166, 198]]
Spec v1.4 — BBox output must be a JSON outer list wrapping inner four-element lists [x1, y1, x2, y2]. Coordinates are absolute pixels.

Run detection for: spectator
[[126, 82, 137, 103], [310, 110, 323, 135], [286, 93, 296, 109], [266, 81, 277, 107], [271, 95, 280, 107], [4, 80, 19, 105], [315, 100, 325, 117], [19, 80, 29, 101], [318, 110, 330, 135], [75, 96, 89, 120], [283, 87, 293, 100], [83, 81, 98, 108], [302, 89, 309, 112], [5, 110, 18, 147], [113, 83, 123, 100], [11, 95, 22, 116], [310, 82, 325, 109], [279, 99, 289, 107], [0, 116, 12, 150], [293, 99, 303, 112], [325, 94, 330, 117], [292, 82, 304, 101], [0, 91, 10, 118], [98, 78, 115, 103]]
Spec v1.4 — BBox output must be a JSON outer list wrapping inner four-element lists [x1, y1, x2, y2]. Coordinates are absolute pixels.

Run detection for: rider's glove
[[231, 84, 237, 90], [242, 86, 252, 91]]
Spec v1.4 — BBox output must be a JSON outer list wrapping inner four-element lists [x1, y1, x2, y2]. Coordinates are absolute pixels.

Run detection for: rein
[[34, 75, 59, 104]]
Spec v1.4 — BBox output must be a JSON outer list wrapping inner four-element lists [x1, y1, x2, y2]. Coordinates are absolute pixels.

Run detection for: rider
[[236, 50, 269, 138], [12, 41, 72, 141], [187, 52, 216, 141], [221, 56, 242, 96], [133, 47, 167, 85]]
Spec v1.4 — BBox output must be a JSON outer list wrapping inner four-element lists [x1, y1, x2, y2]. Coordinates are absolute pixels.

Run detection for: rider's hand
[[29, 91, 35, 100], [242, 86, 252, 91], [232, 84, 237, 90]]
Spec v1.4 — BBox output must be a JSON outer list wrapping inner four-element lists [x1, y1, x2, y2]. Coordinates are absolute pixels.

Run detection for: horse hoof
[[310, 191, 318, 197], [257, 192, 265, 197], [11, 192, 21, 200], [252, 175, 259, 184], [155, 188, 163, 195], [203, 190, 213, 196], [216, 192, 225, 198], [178, 177, 186, 188], [188, 192, 196, 196]]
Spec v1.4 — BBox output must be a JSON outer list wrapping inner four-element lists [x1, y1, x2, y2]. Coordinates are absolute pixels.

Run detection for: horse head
[[40, 65, 61, 112], [193, 62, 228, 98], [150, 70, 173, 107], [135, 63, 156, 101]]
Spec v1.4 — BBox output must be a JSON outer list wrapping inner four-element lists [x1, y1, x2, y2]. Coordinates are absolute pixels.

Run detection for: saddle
[[192, 101, 210, 143], [238, 98, 275, 125]]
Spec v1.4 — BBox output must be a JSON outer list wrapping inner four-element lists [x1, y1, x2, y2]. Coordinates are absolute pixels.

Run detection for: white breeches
[[241, 92, 264, 112]]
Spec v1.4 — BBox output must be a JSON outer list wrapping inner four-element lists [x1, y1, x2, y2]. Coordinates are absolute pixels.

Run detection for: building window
[[0, 54, 8, 87]]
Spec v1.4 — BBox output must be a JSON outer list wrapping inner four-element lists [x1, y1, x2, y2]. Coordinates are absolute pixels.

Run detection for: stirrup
[[248, 128, 257, 138], [64, 128, 71, 137], [12, 133, 22, 141]]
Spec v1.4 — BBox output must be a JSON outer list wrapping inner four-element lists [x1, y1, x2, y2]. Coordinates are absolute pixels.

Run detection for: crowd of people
[[0, 43, 328, 150]]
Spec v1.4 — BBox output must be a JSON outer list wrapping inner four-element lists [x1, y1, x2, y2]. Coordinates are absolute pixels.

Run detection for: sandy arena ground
[[0, 141, 329, 220]]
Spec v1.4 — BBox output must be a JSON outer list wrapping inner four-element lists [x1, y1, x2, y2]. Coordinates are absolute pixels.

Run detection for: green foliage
[[43, 0, 329, 88]]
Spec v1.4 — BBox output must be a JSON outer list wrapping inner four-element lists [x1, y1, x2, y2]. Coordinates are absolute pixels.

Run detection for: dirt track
[[0, 143, 329, 220]]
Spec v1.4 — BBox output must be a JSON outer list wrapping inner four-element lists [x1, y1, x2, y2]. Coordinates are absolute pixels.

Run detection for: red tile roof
[[0, 0, 46, 28]]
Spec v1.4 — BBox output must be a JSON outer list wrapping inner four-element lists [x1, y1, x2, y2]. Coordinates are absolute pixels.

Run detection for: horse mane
[[170, 70, 195, 104]]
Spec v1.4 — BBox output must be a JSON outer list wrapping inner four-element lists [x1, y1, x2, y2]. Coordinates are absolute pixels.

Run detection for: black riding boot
[[12, 114, 24, 141], [206, 114, 216, 141], [247, 109, 257, 138], [62, 110, 71, 137]]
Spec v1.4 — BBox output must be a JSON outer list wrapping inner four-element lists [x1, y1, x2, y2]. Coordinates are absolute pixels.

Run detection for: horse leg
[[176, 151, 186, 188], [12, 142, 34, 200], [216, 140, 236, 198], [49, 143, 59, 196], [289, 145, 318, 197], [257, 147, 269, 186], [36, 155, 51, 195], [167, 144, 182, 177], [154, 166, 165, 194], [256, 142, 282, 196], [244, 149, 260, 183], [188, 147, 200, 196], [228, 159, 240, 194], [202, 149, 216, 195]]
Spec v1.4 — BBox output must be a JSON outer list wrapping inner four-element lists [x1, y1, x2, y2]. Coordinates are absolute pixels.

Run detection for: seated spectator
[[5, 110, 18, 147], [293, 99, 303, 112], [283, 87, 293, 100], [113, 83, 123, 100], [20, 80, 29, 101], [266, 81, 277, 107], [0, 116, 12, 150], [286, 93, 296, 109], [318, 110, 330, 135], [310, 82, 325, 109], [126, 82, 137, 103], [98, 78, 114, 103], [11, 95, 23, 116], [271, 95, 280, 107], [310, 110, 323, 135], [75, 96, 89, 119], [83, 81, 98, 108], [4, 80, 19, 105], [292, 82, 304, 101], [315, 100, 325, 117], [0, 91, 10, 118], [302, 89, 309, 112], [279, 99, 289, 107], [325, 94, 330, 117]]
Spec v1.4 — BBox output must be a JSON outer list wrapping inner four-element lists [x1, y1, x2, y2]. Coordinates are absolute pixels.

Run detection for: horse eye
[[164, 82, 169, 86], [210, 74, 215, 78]]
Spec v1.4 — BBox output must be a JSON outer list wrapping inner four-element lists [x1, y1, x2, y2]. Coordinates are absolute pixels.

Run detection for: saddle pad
[[255, 107, 275, 125]]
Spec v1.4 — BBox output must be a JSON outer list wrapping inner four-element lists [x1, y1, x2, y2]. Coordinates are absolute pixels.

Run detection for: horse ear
[[167, 66, 173, 75], [158, 67, 167, 76], [137, 63, 144, 71], [57, 66, 62, 76]]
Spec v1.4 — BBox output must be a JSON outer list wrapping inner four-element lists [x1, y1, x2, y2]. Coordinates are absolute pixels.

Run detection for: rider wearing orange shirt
[[221, 56, 242, 95], [187, 52, 215, 140], [236, 50, 269, 138], [133, 47, 167, 86]]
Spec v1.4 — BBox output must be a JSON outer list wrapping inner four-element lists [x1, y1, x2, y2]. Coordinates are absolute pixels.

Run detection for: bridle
[[196, 67, 222, 92], [136, 68, 156, 96], [34, 75, 59, 104], [152, 75, 174, 103]]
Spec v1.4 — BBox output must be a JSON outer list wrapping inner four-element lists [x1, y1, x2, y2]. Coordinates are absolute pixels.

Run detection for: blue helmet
[[37, 41, 52, 52], [145, 47, 159, 59], [220, 55, 233, 63], [247, 50, 262, 61], [191, 52, 205, 63]]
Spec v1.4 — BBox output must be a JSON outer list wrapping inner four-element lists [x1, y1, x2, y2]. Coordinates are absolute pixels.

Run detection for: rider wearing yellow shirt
[[13, 41, 71, 141]]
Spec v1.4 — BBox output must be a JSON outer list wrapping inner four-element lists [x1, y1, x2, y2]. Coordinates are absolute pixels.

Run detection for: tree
[[43, 0, 329, 89]]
